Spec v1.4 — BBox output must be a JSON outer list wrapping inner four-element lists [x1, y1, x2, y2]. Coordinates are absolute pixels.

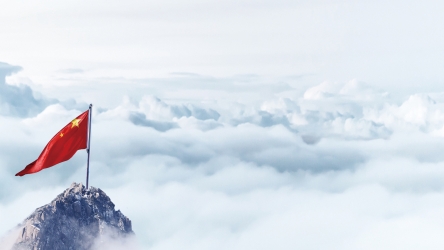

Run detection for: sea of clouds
[[2, 61, 444, 249]]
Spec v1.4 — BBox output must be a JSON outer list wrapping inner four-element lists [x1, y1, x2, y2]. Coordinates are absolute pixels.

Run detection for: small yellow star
[[60, 133, 64, 137], [71, 118, 81, 128]]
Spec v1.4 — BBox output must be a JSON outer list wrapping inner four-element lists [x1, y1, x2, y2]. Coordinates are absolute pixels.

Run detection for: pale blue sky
[[1, 0, 444, 95]]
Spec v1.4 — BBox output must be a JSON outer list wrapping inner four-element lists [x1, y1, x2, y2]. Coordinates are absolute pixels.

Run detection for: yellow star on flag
[[60, 133, 64, 137], [71, 118, 81, 128]]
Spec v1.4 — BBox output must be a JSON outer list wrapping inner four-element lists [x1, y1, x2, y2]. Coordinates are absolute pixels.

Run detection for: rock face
[[11, 183, 133, 250]]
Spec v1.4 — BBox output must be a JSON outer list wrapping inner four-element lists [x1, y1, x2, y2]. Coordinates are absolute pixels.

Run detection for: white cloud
[[303, 81, 342, 100], [0, 227, 21, 250]]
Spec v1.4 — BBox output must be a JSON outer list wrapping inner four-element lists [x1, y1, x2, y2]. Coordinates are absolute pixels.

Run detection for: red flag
[[16, 110, 89, 176]]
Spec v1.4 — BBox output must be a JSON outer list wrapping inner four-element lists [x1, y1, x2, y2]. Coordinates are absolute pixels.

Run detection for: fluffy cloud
[[2, 66, 444, 249], [0, 62, 88, 118], [0, 62, 53, 117]]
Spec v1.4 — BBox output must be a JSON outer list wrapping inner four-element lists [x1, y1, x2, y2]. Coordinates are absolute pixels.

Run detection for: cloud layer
[[2, 67, 444, 249]]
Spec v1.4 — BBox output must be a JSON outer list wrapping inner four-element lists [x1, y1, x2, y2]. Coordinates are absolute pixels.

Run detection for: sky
[[2, 0, 444, 249]]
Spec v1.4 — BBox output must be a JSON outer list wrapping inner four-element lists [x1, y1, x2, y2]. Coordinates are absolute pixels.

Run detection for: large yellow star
[[71, 118, 81, 128]]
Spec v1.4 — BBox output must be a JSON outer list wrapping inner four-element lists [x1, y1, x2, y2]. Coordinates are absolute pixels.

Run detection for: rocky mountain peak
[[10, 183, 133, 250]]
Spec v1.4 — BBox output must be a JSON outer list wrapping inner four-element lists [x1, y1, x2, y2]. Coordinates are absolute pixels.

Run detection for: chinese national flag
[[16, 110, 89, 176]]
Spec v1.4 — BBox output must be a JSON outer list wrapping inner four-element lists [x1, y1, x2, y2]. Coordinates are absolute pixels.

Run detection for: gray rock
[[10, 183, 133, 250]]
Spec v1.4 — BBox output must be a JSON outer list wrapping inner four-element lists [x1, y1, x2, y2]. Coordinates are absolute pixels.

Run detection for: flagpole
[[86, 104, 92, 190]]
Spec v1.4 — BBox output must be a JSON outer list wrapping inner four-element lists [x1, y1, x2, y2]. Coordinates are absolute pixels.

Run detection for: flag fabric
[[16, 110, 89, 176]]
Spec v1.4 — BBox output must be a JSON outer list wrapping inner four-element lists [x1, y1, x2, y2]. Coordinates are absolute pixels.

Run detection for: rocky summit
[[10, 183, 133, 250]]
